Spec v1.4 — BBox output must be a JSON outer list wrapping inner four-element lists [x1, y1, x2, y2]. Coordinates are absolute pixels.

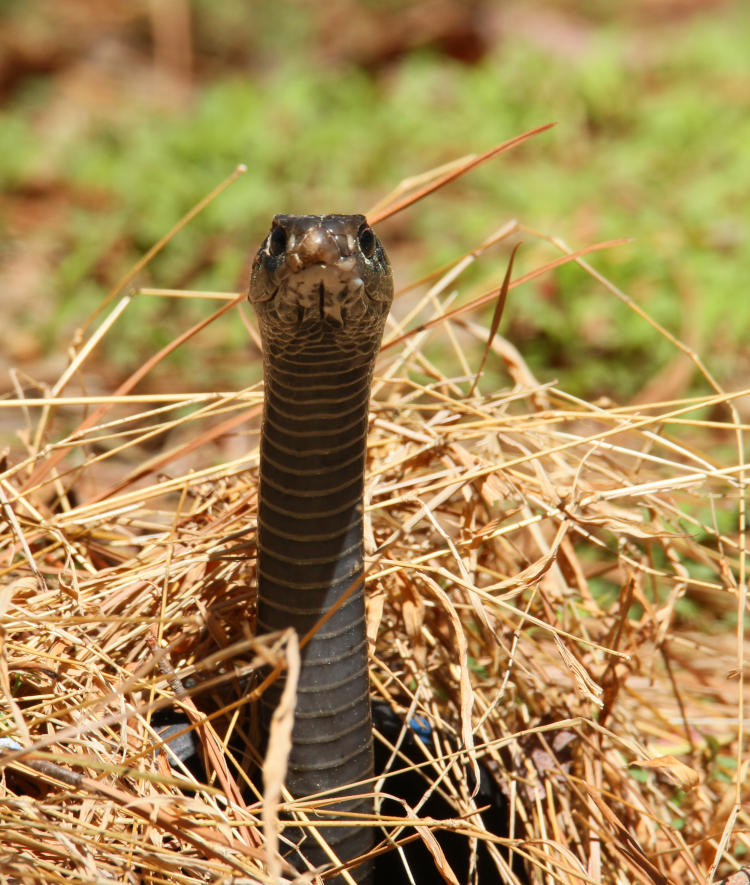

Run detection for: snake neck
[[257, 341, 375, 882]]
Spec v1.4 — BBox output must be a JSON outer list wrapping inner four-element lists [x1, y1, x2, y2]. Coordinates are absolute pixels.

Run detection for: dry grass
[[1, 136, 748, 884]]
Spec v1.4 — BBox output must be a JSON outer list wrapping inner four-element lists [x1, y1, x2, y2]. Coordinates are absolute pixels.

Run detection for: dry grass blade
[[1, 137, 747, 885], [468, 241, 520, 396], [17, 294, 243, 498], [367, 123, 555, 224], [83, 164, 247, 330], [263, 629, 300, 880], [381, 236, 630, 351]]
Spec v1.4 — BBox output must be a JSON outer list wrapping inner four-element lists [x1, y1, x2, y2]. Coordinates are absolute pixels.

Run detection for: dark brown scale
[[249, 214, 392, 884]]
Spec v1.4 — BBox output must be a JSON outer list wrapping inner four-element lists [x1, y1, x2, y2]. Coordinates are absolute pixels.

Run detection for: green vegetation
[[2, 2, 749, 396]]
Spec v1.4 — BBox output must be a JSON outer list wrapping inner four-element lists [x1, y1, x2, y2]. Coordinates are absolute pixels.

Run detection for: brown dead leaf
[[415, 824, 461, 885], [400, 576, 426, 667], [632, 755, 700, 791], [714, 868, 750, 885], [262, 628, 300, 881], [554, 634, 604, 708]]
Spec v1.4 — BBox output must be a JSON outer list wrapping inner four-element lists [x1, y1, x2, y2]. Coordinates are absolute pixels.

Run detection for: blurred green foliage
[[1, 2, 748, 396]]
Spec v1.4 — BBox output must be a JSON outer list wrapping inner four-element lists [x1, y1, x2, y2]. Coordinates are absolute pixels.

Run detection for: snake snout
[[289, 225, 341, 269]]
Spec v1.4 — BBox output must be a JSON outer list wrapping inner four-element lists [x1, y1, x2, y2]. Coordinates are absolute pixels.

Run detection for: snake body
[[249, 214, 393, 882]]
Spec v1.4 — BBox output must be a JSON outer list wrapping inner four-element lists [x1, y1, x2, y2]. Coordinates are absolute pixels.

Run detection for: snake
[[249, 213, 393, 883]]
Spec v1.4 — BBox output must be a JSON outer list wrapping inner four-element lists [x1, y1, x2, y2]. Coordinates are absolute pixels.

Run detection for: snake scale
[[249, 214, 393, 883]]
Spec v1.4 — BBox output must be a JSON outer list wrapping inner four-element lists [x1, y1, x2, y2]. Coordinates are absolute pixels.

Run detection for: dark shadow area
[[372, 701, 527, 884], [152, 700, 528, 884]]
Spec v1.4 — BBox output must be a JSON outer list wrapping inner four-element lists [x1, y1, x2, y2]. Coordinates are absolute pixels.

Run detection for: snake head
[[248, 214, 393, 339]]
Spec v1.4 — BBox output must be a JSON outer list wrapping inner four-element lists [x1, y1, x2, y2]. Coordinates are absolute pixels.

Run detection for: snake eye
[[357, 223, 376, 258], [268, 223, 287, 257]]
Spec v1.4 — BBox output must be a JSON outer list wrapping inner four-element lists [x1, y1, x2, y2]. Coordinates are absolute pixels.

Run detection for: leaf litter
[[0, 129, 747, 884]]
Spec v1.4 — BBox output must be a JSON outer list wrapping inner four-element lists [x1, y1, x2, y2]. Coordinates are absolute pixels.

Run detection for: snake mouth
[[290, 283, 345, 328], [319, 282, 347, 327], [267, 263, 363, 329]]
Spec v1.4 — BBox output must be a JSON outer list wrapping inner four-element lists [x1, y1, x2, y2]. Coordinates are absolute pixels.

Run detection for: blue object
[[408, 715, 432, 743]]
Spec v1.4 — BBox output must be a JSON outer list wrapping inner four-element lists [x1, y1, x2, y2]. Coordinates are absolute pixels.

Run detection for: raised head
[[249, 214, 393, 348]]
